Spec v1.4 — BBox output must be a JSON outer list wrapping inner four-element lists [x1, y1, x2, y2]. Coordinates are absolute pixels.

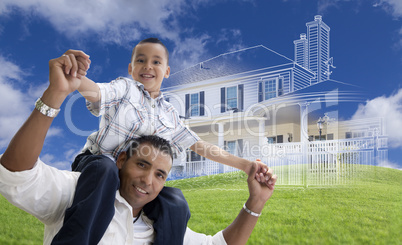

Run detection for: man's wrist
[[243, 203, 261, 217], [245, 198, 265, 215], [35, 98, 60, 117]]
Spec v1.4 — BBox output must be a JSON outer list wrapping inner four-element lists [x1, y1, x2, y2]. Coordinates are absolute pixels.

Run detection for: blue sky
[[0, 0, 401, 170]]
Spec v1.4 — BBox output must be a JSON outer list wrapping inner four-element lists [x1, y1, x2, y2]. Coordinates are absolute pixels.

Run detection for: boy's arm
[[77, 76, 101, 103], [190, 140, 270, 183], [61, 50, 101, 103], [1, 51, 89, 171], [221, 162, 277, 245]]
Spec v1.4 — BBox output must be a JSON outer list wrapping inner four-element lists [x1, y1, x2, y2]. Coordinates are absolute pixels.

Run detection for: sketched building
[[163, 16, 388, 185]]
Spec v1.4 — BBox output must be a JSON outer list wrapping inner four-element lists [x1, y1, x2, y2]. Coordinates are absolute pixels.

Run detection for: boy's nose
[[143, 61, 153, 70]]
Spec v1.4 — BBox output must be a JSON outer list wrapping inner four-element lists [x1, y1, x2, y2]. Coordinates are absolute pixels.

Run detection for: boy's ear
[[128, 63, 132, 75], [164, 66, 170, 79], [116, 151, 128, 169]]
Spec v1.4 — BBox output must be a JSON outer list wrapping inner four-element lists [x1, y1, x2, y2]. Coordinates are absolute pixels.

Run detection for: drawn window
[[264, 78, 277, 100]]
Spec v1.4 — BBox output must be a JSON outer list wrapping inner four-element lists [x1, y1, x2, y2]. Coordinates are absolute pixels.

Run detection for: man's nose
[[141, 172, 153, 185]]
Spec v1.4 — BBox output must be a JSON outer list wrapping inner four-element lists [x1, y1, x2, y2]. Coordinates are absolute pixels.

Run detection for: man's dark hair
[[131, 37, 169, 64], [126, 135, 173, 161]]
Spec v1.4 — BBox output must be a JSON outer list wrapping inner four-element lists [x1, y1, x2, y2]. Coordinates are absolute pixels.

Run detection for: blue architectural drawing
[[163, 16, 388, 186]]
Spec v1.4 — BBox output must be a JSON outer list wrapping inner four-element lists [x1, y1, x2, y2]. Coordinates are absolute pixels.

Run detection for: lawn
[[0, 165, 401, 244]]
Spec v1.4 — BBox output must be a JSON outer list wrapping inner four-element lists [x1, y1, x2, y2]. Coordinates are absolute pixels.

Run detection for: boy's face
[[128, 42, 170, 97], [116, 143, 172, 216]]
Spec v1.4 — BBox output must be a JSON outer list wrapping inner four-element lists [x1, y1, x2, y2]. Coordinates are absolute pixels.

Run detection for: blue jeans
[[51, 151, 119, 245]]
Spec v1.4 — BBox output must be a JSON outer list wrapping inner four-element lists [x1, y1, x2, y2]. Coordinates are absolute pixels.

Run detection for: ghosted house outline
[[163, 16, 388, 185]]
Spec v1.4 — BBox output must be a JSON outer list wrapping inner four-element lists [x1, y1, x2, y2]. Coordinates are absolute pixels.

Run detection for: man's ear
[[116, 152, 127, 170]]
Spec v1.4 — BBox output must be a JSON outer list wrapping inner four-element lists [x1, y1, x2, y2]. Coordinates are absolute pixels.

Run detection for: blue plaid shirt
[[83, 77, 199, 159]]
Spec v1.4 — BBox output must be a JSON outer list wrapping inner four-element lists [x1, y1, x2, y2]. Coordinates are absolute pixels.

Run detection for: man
[[0, 50, 277, 244]]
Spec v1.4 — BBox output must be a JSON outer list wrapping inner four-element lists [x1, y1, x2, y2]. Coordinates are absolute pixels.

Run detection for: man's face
[[128, 42, 170, 97], [116, 143, 172, 215]]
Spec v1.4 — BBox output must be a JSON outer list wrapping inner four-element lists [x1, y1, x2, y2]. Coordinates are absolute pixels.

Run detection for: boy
[[54, 38, 271, 244]]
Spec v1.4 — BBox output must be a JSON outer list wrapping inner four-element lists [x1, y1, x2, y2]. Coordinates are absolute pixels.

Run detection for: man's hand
[[247, 161, 277, 204], [47, 50, 91, 100], [243, 159, 275, 187]]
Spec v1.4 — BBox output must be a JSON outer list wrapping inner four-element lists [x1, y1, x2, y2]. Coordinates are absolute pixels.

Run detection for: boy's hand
[[62, 50, 91, 79], [246, 159, 276, 187]]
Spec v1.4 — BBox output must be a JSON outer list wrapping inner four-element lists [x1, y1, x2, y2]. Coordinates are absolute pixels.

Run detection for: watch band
[[35, 98, 60, 118]]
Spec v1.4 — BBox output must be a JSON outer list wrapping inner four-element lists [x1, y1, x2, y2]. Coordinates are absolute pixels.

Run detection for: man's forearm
[[1, 89, 66, 171], [77, 76, 100, 103], [221, 197, 265, 245]]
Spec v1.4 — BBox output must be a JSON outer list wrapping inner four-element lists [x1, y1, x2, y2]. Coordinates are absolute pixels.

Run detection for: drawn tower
[[294, 15, 333, 84]]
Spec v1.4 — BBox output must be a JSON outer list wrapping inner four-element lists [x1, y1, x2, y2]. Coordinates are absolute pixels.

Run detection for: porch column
[[299, 102, 310, 186], [217, 122, 225, 173], [258, 119, 266, 147], [217, 122, 224, 148], [299, 102, 310, 143]]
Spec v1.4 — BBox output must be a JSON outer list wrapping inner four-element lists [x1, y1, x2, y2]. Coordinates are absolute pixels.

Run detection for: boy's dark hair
[[131, 37, 169, 64], [126, 135, 173, 161]]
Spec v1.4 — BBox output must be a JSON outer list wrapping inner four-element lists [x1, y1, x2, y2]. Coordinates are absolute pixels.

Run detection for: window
[[221, 85, 243, 113], [267, 137, 276, 144], [264, 78, 277, 100], [226, 141, 236, 155], [226, 86, 238, 110], [258, 77, 282, 102], [190, 93, 199, 117], [185, 91, 205, 117], [277, 135, 283, 143]]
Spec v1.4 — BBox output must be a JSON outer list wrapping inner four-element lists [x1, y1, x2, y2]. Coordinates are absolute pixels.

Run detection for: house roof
[[163, 45, 294, 88], [253, 79, 365, 113]]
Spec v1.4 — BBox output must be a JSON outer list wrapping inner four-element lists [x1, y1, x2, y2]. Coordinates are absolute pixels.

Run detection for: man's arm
[[221, 161, 277, 245], [190, 140, 270, 183], [1, 50, 90, 171]]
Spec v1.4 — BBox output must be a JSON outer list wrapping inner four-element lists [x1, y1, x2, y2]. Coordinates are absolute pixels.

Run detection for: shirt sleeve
[[183, 228, 227, 245], [0, 156, 80, 225], [86, 77, 129, 117], [170, 110, 200, 153]]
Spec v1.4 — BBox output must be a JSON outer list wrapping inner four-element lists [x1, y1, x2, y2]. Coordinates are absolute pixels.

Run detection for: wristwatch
[[35, 98, 60, 117]]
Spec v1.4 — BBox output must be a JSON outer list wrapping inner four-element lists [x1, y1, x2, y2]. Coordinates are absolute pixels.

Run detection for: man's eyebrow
[[138, 159, 168, 176], [158, 168, 168, 177]]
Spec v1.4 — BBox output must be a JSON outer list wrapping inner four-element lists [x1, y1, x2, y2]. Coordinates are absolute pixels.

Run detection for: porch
[[168, 136, 388, 186]]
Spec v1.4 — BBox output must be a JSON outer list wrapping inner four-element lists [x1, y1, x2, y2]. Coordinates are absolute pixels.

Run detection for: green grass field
[[0, 165, 401, 244]]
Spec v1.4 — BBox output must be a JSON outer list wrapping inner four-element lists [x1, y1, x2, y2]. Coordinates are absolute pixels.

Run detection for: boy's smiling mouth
[[141, 74, 155, 78]]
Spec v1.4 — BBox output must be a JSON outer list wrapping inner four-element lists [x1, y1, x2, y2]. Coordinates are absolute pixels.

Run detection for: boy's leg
[[51, 151, 119, 245], [143, 186, 191, 245]]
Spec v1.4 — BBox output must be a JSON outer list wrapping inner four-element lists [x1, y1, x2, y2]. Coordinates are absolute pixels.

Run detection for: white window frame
[[190, 93, 200, 117], [226, 86, 238, 110]]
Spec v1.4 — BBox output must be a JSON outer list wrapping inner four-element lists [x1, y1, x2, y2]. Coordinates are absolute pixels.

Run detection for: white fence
[[169, 136, 388, 186]]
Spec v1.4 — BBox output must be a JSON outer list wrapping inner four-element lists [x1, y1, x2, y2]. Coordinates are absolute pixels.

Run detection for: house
[[162, 16, 388, 185]]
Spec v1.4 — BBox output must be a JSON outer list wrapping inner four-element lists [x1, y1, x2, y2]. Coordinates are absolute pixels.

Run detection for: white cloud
[[0, 55, 58, 150], [40, 153, 71, 170], [0, 0, 250, 72], [0, 0, 187, 45], [377, 0, 402, 18], [351, 88, 402, 149], [378, 159, 402, 170], [0, 56, 32, 149]]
